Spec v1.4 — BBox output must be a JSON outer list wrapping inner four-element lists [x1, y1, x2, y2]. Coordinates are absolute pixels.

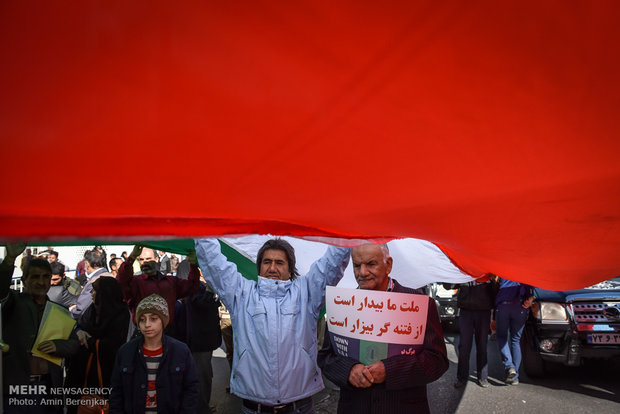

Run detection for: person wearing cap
[[195, 237, 350, 414], [110, 294, 199, 413]]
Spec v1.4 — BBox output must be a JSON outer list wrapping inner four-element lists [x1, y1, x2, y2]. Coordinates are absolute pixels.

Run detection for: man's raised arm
[[174, 249, 200, 299], [194, 238, 250, 310], [305, 245, 350, 316], [1, 243, 26, 301], [116, 244, 141, 300]]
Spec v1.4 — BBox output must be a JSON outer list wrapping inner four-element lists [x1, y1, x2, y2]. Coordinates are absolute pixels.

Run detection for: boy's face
[[139, 312, 163, 340]]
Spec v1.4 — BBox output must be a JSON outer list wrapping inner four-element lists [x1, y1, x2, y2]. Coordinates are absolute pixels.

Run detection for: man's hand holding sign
[[318, 244, 449, 414], [327, 286, 429, 388]]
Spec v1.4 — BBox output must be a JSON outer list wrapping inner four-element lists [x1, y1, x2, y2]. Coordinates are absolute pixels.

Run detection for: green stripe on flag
[[218, 240, 257, 281], [11, 238, 258, 281]]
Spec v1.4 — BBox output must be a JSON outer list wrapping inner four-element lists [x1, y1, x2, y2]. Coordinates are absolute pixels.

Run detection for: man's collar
[[86, 267, 105, 280]]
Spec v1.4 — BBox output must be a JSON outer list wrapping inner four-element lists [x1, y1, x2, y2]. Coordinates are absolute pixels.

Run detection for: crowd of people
[[2, 243, 218, 414], [1, 239, 534, 413]]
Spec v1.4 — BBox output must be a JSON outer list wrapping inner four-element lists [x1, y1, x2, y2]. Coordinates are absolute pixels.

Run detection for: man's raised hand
[[5, 242, 26, 261], [187, 249, 197, 265], [130, 245, 143, 260]]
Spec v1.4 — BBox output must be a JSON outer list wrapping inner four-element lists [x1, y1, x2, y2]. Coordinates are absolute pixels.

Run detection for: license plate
[[587, 333, 620, 344]]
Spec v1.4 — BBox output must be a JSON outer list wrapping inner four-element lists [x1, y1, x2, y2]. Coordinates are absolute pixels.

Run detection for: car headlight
[[533, 302, 568, 323]]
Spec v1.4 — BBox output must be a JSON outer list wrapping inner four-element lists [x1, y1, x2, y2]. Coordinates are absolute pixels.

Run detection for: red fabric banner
[[1, 1, 620, 289]]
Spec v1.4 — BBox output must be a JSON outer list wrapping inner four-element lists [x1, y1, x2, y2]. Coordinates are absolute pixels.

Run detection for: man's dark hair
[[49, 250, 58, 258], [109, 257, 123, 269], [50, 262, 65, 276], [23, 258, 52, 280], [256, 239, 299, 280], [85, 250, 107, 269]]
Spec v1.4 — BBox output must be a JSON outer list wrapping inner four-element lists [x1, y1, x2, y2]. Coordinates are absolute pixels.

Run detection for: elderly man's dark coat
[[318, 279, 449, 414]]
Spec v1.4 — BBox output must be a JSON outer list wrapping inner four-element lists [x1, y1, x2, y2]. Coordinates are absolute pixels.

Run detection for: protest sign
[[325, 286, 428, 364]]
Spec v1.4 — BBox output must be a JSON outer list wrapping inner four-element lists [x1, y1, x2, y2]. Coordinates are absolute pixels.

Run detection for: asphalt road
[[209, 329, 620, 413]]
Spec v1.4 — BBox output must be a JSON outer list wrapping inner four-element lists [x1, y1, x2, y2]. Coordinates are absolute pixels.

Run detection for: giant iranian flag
[[1, 1, 620, 290]]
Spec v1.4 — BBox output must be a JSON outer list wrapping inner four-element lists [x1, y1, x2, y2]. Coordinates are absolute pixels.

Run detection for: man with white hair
[[318, 243, 448, 414]]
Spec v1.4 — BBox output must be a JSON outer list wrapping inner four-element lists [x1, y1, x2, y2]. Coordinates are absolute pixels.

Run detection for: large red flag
[[1, 1, 620, 289]]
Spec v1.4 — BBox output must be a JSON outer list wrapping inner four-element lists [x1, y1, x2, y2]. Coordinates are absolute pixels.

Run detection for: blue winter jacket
[[495, 278, 533, 306], [195, 238, 350, 405], [110, 334, 199, 413]]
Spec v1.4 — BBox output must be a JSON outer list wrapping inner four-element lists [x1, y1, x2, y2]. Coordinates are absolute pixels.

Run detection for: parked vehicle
[[428, 282, 459, 330], [522, 276, 620, 376]]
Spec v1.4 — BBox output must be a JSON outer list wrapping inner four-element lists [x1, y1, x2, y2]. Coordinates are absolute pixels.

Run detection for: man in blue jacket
[[495, 278, 534, 385], [195, 238, 350, 414]]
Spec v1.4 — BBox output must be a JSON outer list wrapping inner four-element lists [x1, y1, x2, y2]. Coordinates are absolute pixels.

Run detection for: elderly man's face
[[259, 249, 291, 281], [137, 248, 159, 275], [352, 244, 392, 291]]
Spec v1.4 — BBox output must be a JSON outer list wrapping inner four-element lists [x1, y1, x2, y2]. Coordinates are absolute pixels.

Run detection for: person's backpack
[[64, 277, 83, 296]]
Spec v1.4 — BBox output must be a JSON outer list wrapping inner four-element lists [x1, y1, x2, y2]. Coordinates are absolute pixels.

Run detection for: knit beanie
[[135, 294, 170, 328]]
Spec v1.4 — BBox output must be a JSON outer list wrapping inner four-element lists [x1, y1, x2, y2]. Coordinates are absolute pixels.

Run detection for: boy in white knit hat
[[110, 294, 199, 413]]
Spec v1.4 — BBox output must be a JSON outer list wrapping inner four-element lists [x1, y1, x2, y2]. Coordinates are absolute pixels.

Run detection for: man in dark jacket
[[117, 246, 200, 325], [444, 274, 499, 388], [1, 243, 79, 413], [47, 261, 78, 310], [171, 281, 222, 413], [110, 294, 199, 413], [318, 244, 448, 414]]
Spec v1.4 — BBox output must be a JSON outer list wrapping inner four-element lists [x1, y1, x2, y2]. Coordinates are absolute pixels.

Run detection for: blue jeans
[[241, 398, 315, 414], [496, 303, 529, 379]]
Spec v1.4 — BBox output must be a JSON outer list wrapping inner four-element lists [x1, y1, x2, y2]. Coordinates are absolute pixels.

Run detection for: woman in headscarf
[[65, 276, 130, 412]]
